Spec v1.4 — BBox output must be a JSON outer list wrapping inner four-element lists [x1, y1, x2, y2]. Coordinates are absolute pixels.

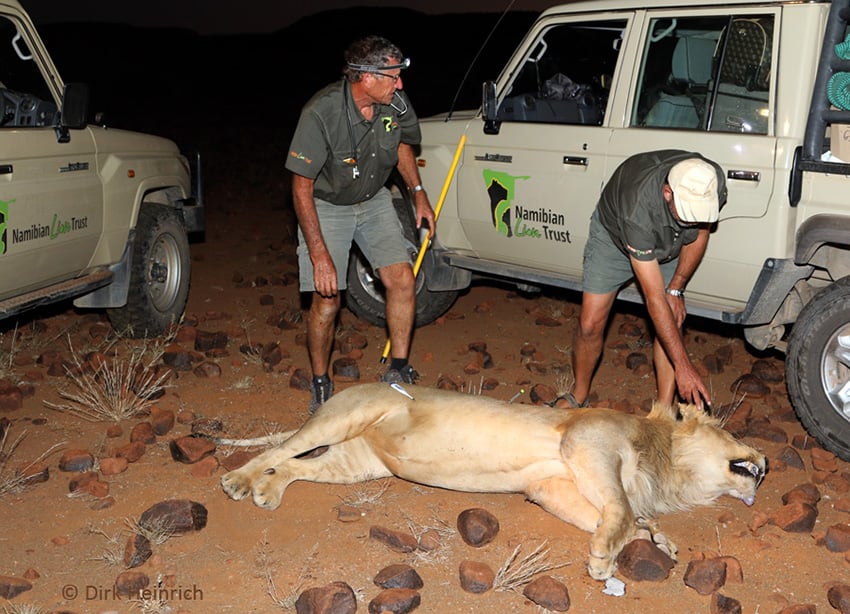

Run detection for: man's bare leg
[[307, 292, 341, 376], [572, 291, 617, 405], [653, 337, 676, 407], [378, 262, 415, 361]]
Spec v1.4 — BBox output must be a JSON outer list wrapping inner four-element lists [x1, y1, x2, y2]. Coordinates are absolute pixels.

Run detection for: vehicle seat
[[709, 18, 772, 133], [644, 36, 715, 128]]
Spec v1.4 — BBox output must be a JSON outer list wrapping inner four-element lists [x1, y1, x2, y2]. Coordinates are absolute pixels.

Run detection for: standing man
[[286, 36, 434, 413], [567, 150, 727, 410]]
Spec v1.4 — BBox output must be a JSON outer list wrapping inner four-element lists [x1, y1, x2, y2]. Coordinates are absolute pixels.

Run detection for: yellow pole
[[381, 133, 467, 363]]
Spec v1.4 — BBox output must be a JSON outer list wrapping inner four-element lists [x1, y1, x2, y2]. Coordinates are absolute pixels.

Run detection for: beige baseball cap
[[668, 158, 720, 223]]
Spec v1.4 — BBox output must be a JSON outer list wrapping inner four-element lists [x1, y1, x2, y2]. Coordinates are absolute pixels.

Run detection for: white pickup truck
[[0, 1, 203, 337], [345, 0, 850, 460]]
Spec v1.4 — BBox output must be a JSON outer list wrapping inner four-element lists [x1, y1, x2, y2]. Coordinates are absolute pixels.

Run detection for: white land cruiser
[[345, 0, 850, 459], [0, 1, 203, 336]]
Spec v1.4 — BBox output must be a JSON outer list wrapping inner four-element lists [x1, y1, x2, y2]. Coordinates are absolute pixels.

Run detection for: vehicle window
[[496, 20, 626, 126], [633, 14, 773, 134], [0, 15, 58, 128]]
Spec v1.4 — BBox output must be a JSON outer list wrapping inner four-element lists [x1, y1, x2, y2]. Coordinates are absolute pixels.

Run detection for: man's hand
[[675, 361, 712, 410], [665, 291, 687, 327], [311, 252, 338, 298], [415, 192, 436, 238]]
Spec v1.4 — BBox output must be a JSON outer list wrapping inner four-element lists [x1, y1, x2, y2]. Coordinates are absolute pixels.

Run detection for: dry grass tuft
[[44, 333, 174, 422], [3, 604, 49, 614], [125, 515, 176, 546], [254, 530, 318, 609], [339, 478, 392, 507], [0, 427, 65, 499], [493, 541, 570, 593]]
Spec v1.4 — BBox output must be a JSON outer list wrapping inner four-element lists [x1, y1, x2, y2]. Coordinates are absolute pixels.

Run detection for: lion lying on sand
[[220, 383, 766, 579]]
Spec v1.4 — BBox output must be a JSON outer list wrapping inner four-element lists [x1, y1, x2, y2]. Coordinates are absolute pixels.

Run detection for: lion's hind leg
[[250, 437, 393, 510], [525, 477, 601, 533]]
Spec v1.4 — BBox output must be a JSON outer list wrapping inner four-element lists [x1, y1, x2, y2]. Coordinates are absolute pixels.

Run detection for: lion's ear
[[648, 402, 677, 420], [678, 403, 703, 421]]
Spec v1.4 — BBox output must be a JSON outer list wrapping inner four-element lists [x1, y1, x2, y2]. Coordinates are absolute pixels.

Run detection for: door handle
[[563, 156, 588, 166], [727, 169, 761, 182], [0, 164, 12, 175]]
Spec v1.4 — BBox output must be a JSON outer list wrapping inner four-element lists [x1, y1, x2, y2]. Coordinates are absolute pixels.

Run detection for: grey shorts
[[582, 209, 678, 294], [297, 187, 410, 292]]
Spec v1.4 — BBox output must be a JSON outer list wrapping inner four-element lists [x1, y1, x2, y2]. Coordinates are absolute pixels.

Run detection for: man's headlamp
[[347, 57, 411, 73]]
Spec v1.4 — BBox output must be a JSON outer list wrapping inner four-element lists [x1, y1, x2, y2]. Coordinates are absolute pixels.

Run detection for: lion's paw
[[587, 552, 616, 580], [251, 472, 286, 510], [220, 470, 255, 501]]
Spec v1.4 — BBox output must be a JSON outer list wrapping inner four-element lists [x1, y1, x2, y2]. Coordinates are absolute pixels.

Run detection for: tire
[[786, 275, 850, 461], [107, 204, 191, 338], [345, 175, 458, 328]]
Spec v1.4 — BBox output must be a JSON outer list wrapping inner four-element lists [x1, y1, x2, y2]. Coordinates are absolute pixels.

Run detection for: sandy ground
[[2, 192, 849, 614]]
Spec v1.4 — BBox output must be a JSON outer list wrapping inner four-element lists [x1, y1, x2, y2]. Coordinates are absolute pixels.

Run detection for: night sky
[[23, 0, 556, 34]]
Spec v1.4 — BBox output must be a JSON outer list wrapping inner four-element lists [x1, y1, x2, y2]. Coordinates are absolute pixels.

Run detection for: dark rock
[[335, 504, 364, 523], [290, 367, 313, 391], [745, 419, 788, 443], [261, 342, 286, 368], [529, 383, 556, 405], [717, 556, 744, 583], [481, 378, 499, 391], [90, 495, 116, 510], [113, 441, 146, 463], [130, 422, 156, 445], [374, 564, 424, 590], [702, 354, 725, 374], [369, 525, 418, 553], [458, 560, 494, 594], [115, 571, 149, 597], [193, 361, 222, 378], [194, 330, 228, 352], [169, 436, 216, 464], [626, 351, 649, 371], [826, 523, 850, 552], [711, 593, 742, 614], [715, 345, 735, 365], [618, 321, 643, 337], [17, 461, 49, 484], [776, 446, 806, 470], [751, 358, 784, 383], [772, 502, 818, 533], [190, 417, 224, 436], [730, 373, 770, 397], [161, 344, 195, 371], [457, 508, 500, 547], [519, 342, 537, 356], [139, 499, 208, 534], [0, 384, 23, 412], [259, 294, 275, 306], [828, 584, 850, 614], [683, 558, 727, 595], [221, 450, 258, 471], [368, 588, 420, 614], [123, 534, 152, 568], [58, 449, 95, 472], [436, 375, 459, 391], [99, 456, 129, 476], [522, 575, 570, 611], [0, 576, 32, 599], [616, 539, 675, 581], [295, 581, 357, 614], [782, 483, 821, 506], [468, 341, 488, 353], [792, 434, 819, 450], [150, 407, 175, 436], [332, 357, 360, 380], [417, 529, 441, 552]]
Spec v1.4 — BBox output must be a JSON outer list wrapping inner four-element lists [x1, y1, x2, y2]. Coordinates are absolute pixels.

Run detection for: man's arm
[[630, 255, 710, 406], [292, 173, 337, 297], [396, 142, 435, 236]]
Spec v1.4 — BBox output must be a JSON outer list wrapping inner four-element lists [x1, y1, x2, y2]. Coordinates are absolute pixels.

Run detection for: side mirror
[[482, 80, 498, 121], [482, 81, 501, 135], [61, 83, 89, 129]]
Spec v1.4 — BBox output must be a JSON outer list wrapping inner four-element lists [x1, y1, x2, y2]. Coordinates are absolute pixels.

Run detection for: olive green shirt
[[286, 79, 421, 205], [596, 149, 727, 263]]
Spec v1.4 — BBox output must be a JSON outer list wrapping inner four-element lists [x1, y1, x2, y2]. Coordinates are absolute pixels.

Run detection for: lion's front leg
[[587, 497, 637, 580]]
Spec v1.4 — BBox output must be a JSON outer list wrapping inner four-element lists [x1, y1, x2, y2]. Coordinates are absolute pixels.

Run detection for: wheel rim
[[352, 241, 425, 305], [147, 231, 182, 311], [821, 325, 850, 422]]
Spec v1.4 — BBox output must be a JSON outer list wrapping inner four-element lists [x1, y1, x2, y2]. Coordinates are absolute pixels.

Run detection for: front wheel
[[107, 204, 191, 337], [786, 276, 850, 461]]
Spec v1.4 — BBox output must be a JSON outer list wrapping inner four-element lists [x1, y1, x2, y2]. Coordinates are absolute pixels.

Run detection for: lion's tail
[[195, 429, 297, 448]]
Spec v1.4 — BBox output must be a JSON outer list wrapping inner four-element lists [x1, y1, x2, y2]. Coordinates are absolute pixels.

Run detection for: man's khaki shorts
[[582, 209, 678, 294], [297, 187, 410, 292]]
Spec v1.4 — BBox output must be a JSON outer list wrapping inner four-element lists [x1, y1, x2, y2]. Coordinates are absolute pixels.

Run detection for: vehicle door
[[609, 7, 780, 313], [456, 14, 634, 282], [0, 10, 102, 300]]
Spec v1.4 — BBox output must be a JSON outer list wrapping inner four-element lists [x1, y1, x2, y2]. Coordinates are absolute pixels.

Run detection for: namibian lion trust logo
[[0, 198, 13, 255], [481, 170, 572, 244]]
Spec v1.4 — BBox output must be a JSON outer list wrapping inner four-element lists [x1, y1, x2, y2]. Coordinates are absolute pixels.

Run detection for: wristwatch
[[666, 288, 684, 298], [410, 184, 425, 194]]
